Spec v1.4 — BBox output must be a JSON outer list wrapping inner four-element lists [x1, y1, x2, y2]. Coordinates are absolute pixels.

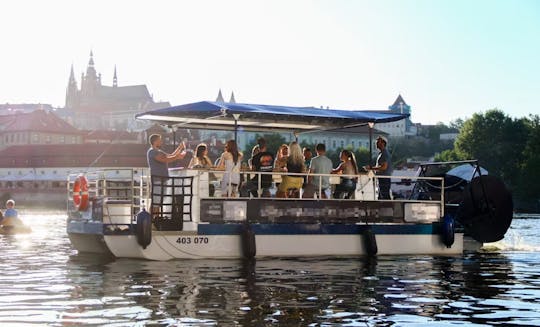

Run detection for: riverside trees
[[436, 109, 540, 211]]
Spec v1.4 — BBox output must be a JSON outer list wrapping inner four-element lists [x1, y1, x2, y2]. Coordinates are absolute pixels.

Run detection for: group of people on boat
[[146, 133, 393, 200]]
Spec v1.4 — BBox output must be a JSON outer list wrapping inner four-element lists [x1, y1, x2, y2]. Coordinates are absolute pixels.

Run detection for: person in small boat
[[276, 141, 306, 198], [240, 137, 275, 197], [365, 136, 393, 199], [332, 149, 359, 199], [147, 134, 187, 178], [303, 143, 333, 199], [189, 143, 215, 196], [216, 140, 243, 197], [1, 199, 23, 226]]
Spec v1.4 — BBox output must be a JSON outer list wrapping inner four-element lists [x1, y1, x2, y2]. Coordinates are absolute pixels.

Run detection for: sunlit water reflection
[[1, 212, 540, 326]]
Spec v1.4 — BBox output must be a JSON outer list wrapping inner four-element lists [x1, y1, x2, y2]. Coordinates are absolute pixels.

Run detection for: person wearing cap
[[2, 199, 23, 226], [366, 136, 393, 199]]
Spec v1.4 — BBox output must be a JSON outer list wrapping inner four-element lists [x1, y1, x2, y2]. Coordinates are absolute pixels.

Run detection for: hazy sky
[[1, 0, 538, 124]]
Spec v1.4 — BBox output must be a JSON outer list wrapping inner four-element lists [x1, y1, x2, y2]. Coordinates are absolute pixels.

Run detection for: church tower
[[81, 51, 101, 97]]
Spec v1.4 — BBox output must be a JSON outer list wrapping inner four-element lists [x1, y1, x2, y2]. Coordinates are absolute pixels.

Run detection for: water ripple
[[1, 213, 540, 325]]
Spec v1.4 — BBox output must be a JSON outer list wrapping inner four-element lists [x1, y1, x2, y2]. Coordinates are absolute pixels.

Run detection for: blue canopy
[[136, 101, 408, 132]]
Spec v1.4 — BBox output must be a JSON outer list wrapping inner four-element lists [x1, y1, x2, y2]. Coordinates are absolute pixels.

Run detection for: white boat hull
[[104, 228, 464, 261]]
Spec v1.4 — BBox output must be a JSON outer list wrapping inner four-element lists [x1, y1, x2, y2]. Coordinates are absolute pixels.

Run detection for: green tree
[[434, 149, 462, 162], [518, 115, 540, 204], [454, 109, 529, 189], [243, 133, 288, 158], [449, 118, 464, 130]]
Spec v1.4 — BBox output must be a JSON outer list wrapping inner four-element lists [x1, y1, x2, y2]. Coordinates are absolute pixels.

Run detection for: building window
[[33, 134, 39, 143], [340, 140, 344, 148], [46, 135, 51, 144], [332, 140, 336, 148]]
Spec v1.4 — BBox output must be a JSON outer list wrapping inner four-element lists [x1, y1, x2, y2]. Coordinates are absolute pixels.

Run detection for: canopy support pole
[[233, 114, 241, 144], [368, 122, 375, 165]]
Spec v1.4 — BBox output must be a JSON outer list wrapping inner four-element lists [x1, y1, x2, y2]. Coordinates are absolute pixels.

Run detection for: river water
[[1, 212, 540, 326]]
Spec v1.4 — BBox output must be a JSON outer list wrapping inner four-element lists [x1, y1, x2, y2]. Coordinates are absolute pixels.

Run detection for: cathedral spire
[[66, 64, 79, 108], [68, 64, 77, 86], [113, 65, 118, 87], [86, 50, 97, 78], [216, 89, 224, 102], [229, 91, 236, 103], [88, 50, 95, 67]]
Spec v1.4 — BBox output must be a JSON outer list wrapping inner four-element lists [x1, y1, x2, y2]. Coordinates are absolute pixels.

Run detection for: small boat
[[0, 218, 32, 235], [66, 101, 514, 260]]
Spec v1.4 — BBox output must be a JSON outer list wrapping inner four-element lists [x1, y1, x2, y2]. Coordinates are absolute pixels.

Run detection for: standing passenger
[[366, 136, 393, 199], [147, 134, 187, 215], [303, 143, 333, 198], [147, 134, 186, 178], [217, 140, 243, 197]]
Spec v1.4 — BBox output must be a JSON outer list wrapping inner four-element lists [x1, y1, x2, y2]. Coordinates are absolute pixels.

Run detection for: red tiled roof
[[0, 144, 191, 168], [84, 129, 140, 142], [0, 110, 80, 134], [0, 103, 55, 112]]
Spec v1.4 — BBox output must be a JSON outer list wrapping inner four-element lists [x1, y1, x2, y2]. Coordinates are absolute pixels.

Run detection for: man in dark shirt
[[240, 138, 274, 197], [366, 135, 393, 199]]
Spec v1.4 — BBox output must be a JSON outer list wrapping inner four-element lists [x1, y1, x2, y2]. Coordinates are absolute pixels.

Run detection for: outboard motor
[[456, 175, 513, 243]]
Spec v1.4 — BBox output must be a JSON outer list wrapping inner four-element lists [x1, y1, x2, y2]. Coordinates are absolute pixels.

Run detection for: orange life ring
[[72, 175, 89, 211]]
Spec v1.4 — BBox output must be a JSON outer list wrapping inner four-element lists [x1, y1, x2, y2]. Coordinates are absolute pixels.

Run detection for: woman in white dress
[[216, 140, 243, 197]]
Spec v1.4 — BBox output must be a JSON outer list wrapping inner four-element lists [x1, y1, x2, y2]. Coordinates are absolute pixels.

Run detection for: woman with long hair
[[274, 144, 289, 171], [189, 143, 215, 196], [331, 149, 358, 199], [189, 143, 213, 168], [217, 140, 243, 197], [276, 141, 306, 198]]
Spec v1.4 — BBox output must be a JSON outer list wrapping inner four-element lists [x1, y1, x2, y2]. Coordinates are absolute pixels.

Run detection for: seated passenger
[[189, 143, 213, 169], [274, 144, 289, 172], [189, 143, 215, 196], [240, 138, 274, 197], [247, 144, 260, 170], [276, 142, 306, 198], [332, 150, 358, 199], [2, 199, 23, 226]]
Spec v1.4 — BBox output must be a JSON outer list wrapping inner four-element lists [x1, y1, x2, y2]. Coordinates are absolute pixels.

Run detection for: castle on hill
[[63, 51, 170, 131]]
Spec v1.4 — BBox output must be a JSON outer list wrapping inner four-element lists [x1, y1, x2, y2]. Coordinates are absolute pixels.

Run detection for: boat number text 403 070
[[176, 237, 209, 245]]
